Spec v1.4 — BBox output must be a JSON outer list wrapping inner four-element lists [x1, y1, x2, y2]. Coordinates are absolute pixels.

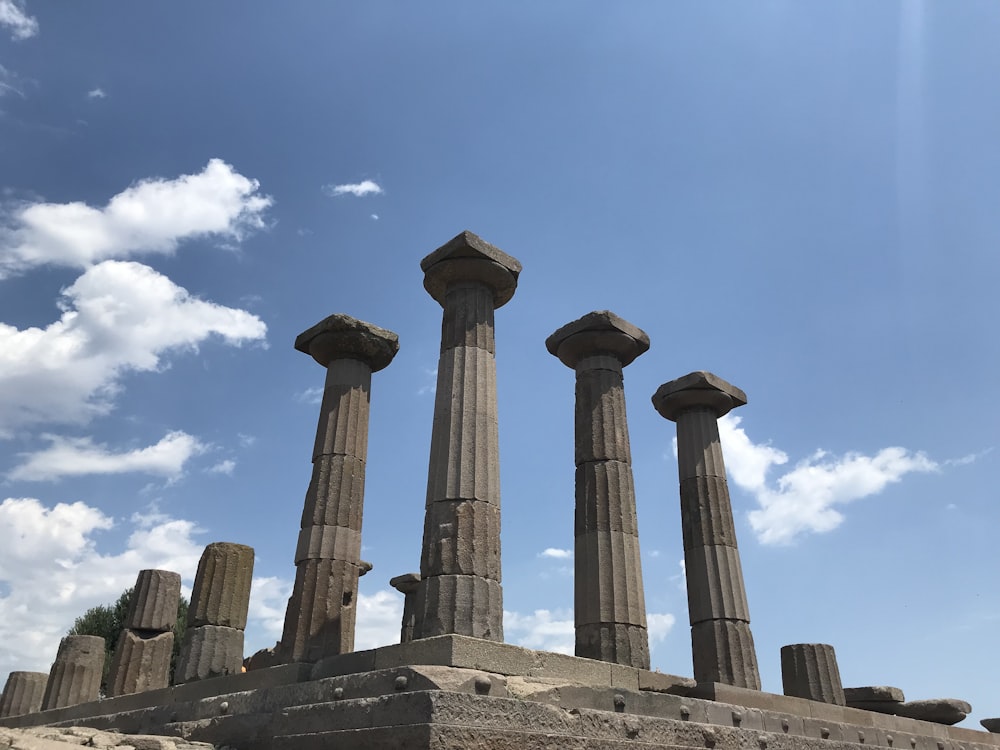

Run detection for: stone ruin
[[1, 230, 997, 749]]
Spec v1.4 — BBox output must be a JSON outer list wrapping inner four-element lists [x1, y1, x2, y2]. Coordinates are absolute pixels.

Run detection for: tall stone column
[[0, 671, 47, 718], [652, 371, 761, 689], [546, 310, 650, 668], [413, 231, 521, 640], [280, 314, 399, 662]]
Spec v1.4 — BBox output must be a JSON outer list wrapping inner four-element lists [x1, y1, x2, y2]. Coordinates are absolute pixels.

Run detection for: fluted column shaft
[[653, 371, 761, 689], [781, 643, 846, 705], [280, 314, 398, 663], [546, 311, 651, 668], [0, 671, 47, 718], [413, 231, 521, 641], [42, 635, 105, 710]]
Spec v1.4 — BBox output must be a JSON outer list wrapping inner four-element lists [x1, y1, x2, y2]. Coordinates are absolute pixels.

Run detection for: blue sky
[[1, 1, 998, 728]]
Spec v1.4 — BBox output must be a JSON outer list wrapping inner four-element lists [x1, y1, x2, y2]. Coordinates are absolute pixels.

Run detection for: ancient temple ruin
[[1, 230, 996, 749]]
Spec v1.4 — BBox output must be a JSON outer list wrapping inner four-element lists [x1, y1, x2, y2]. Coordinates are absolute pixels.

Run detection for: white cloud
[[207, 459, 236, 476], [0, 498, 203, 685], [0, 0, 37, 40], [717, 415, 938, 546], [0, 260, 266, 434], [245, 575, 291, 654], [322, 180, 383, 198], [539, 548, 572, 560], [370, 214, 379, 221], [647, 613, 677, 644], [354, 589, 404, 651], [86, 88, 106, 99], [504, 608, 575, 654], [9, 431, 206, 481], [0, 159, 272, 275]]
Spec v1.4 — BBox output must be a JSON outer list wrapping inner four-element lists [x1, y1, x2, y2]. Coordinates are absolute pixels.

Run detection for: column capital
[[295, 313, 399, 371], [421, 230, 521, 308], [652, 371, 747, 421], [390, 572, 421, 594], [546, 310, 649, 369]]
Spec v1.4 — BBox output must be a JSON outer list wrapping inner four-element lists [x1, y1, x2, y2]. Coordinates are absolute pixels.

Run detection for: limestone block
[[281, 558, 362, 662], [300, 455, 366, 529], [573, 367, 632, 465], [414, 574, 503, 641], [844, 685, 905, 702], [780, 643, 846, 705], [574, 530, 646, 626], [575, 622, 650, 669], [311, 368, 372, 461], [174, 625, 244, 684], [0, 671, 46, 718], [188, 542, 255, 629], [679, 476, 738, 549], [684, 544, 751, 625], [420, 230, 521, 309], [294, 525, 362, 564], [574, 461, 639, 535], [690, 619, 761, 690], [439, 282, 496, 353], [294, 313, 399, 372], [106, 629, 174, 697], [126, 569, 182, 632], [419, 500, 501, 579], [424, 343, 500, 506], [41, 635, 105, 710], [895, 698, 971, 725]]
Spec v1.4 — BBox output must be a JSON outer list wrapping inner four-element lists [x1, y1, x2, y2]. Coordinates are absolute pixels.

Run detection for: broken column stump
[[413, 231, 521, 641], [653, 371, 761, 689], [278, 315, 399, 663], [390, 573, 421, 644], [176, 543, 255, 682], [546, 310, 651, 669], [107, 569, 181, 697], [780, 643, 846, 705], [0, 671, 47, 718], [41, 635, 105, 710]]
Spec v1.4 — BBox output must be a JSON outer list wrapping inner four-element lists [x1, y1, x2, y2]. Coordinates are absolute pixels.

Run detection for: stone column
[[279, 314, 399, 662], [389, 573, 421, 643], [175, 543, 254, 684], [0, 671, 47, 718], [42, 635, 105, 710], [546, 310, 650, 668], [781, 643, 846, 705], [652, 371, 761, 689], [413, 231, 521, 641], [107, 569, 181, 696]]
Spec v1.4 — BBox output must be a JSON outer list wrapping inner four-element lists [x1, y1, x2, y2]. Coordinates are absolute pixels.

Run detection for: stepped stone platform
[[2, 636, 997, 750]]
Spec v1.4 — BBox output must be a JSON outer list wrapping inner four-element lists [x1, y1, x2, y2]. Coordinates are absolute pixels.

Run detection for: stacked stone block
[[412, 231, 520, 641], [176, 543, 254, 683], [652, 371, 761, 689], [0, 671, 46, 718], [41, 635, 105, 710], [279, 315, 398, 662], [780, 643, 845, 705], [546, 310, 651, 668], [107, 569, 181, 697]]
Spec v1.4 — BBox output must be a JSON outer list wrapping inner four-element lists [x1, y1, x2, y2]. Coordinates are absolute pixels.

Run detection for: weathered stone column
[[0, 671, 47, 718], [175, 543, 254, 684], [546, 310, 650, 668], [652, 371, 761, 689], [279, 314, 399, 662], [413, 231, 521, 640], [781, 643, 846, 705], [389, 573, 421, 643], [42, 635, 105, 710], [108, 569, 181, 696]]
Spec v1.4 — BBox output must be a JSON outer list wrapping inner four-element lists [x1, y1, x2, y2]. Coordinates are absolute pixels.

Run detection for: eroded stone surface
[[294, 313, 399, 371], [188, 542, 254, 630], [420, 230, 521, 308], [107, 630, 174, 697], [844, 685, 905, 703], [652, 371, 748, 422], [41, 635, 105, 710], [895, 698, 972, 725], [126, 570, 182, 632], [0, 727, 215, 750], [174, 625, 244, 684], [546, 310, 650, 369], [0, 671, 46, 718], [780, 643, 845, 705]]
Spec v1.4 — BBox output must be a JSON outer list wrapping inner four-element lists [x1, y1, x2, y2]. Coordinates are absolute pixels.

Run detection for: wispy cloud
[[86, 88, 106, 99], [207, 459, 236, 476], [716, 415, 939, 545], [0, 0, 38, 40], [370, 213, 379, 221], [8, 431, 207, 481], [0, 64, 25, 98], [296, 386, 323, 405], [322, 180, 383, 198]]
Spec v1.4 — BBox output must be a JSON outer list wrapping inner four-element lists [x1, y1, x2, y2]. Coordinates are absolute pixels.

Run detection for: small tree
[[68, 587, 188, 692]]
